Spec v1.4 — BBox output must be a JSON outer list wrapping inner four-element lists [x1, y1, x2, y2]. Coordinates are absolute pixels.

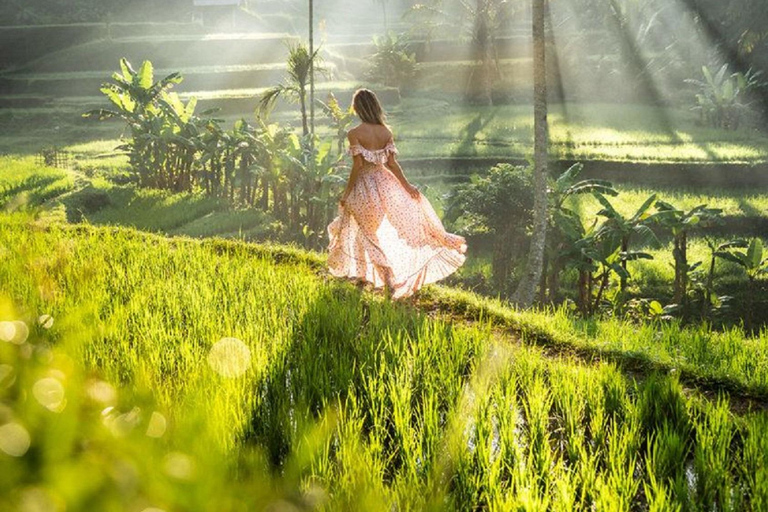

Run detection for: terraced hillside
[[1, 209, 767, 510]]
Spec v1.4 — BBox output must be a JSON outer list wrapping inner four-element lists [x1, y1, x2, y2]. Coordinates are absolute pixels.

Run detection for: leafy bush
[[445, 163, 533, 292]]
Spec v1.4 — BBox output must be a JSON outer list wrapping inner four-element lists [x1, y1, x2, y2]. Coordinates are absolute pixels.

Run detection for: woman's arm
[[387, 152, 419, 198], [340, 133, 363, 205]]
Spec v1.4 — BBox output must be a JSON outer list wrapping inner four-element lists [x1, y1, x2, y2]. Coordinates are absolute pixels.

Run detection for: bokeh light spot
[[86, 379, 117, 405], [207, 337, 251, 378], [32, 378, 66, 412], [163, 452, 196, 480], [37, 315, 54, 329], [0, 422, 31, 457], [0, 321, 15, 342], [0, 364, 15, 389], [11, 321, 29, 345], [145, 411, 167, 438]]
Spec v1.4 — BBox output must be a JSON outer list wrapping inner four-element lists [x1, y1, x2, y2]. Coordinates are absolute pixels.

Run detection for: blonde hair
[[352, 88, 386, 125]]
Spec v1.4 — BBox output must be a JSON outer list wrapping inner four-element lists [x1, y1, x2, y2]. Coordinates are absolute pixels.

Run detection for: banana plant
[[690, 238, 745, 318], [571, 230, 635, 316], [685, 64, 749, 130], [543, 163, 618, 304], [317, 92, 355, 157], [253, 120, 293, 221], [227, 119, 264, 205], [653, 201, 724, 311], [716, 238, 768, 281], [85, 58, 182, 123], [593, 192, 660, 295], [716, 238, 768, 330], [156, 92, 206, 192], [281, 134, 346, 247], [84, 58, 186, 189]]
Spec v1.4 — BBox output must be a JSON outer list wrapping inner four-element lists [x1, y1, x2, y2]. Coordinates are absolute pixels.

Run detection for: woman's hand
[[404, 183, 420, 199]]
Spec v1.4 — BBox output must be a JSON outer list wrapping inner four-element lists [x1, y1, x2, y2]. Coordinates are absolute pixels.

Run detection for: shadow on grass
[[243, 281, 472, 477], [452, 111, 498, 158], [0, 174, 63, 206], [61, 184, 226, 232]]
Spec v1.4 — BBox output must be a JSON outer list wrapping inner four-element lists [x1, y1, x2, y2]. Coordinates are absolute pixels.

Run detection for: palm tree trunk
[[514, 0, 549, 308], [300, 90, 309, 136]]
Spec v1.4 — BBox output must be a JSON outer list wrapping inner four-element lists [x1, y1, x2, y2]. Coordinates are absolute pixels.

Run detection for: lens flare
[[0, 422, 31, 457], [207, 337, 251, 378]]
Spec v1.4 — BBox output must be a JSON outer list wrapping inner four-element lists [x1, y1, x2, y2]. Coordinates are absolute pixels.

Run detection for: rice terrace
[[1, 0, 768, 510]]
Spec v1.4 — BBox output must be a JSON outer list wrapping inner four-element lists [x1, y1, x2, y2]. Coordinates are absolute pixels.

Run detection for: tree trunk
[[514, 0, 549, 308], [537, 251, 549, 304], [578, 269, 589, 316], [300, 90, 309, 136]]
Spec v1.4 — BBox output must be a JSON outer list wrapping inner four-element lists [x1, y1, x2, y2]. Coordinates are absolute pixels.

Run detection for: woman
[[327, 88, 467, 300]]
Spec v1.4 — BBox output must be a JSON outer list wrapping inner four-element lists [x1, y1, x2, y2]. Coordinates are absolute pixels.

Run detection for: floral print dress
[[327, 140, 467, 299]]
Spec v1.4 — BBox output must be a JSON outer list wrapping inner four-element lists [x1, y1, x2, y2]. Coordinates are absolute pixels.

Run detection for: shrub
[[445, 163, 533, 293]]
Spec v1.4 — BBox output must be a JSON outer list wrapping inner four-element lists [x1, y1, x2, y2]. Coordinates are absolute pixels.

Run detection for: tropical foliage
[[446, 162, 747, 320], [685, 64, 763, 129], [445, 163, 533, 292], [366, 32, 417, 91], [86, 58, 346, 248]]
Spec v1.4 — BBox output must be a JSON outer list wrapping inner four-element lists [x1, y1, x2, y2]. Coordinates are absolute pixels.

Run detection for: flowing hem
[[328, 228, 467, 299]]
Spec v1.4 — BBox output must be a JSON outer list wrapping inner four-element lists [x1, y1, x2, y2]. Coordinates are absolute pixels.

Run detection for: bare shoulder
[[347, 124, 363, 142], [371, 123, 394, 143]]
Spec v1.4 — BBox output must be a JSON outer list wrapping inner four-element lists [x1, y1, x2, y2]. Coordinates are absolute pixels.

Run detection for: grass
[[421, 284, 768, 397], [0, 157, 281, 241], [0, 156, 75, 208], [1, 213, 767, 510]]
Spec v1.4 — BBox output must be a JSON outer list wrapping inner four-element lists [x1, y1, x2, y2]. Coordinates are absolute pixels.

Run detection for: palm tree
[[257, 42, 325, 136], [513, 0, 548, 307]]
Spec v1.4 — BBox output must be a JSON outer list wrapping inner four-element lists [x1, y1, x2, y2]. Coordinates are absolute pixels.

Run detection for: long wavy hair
[[352, 88, 386, 125]]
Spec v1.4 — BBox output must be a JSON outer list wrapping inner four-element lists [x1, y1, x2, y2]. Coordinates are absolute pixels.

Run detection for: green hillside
[[1, 211, 767, 510]]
